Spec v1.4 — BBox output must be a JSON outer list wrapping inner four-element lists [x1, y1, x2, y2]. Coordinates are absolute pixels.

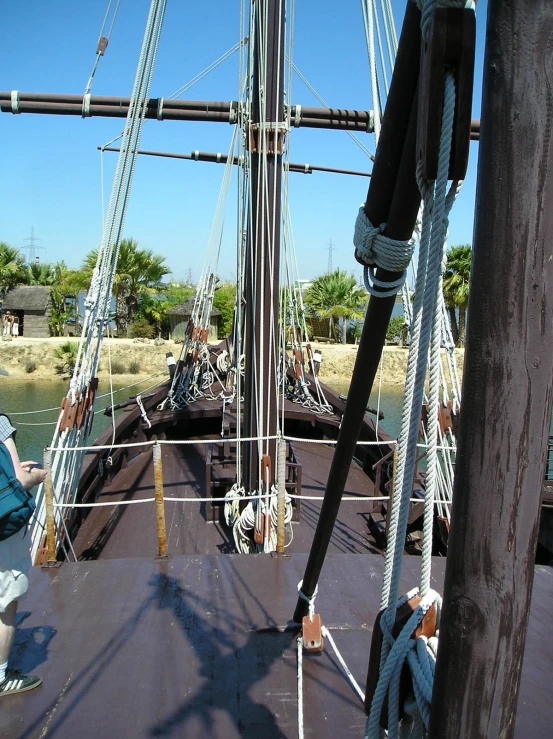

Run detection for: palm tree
[[24, 261, 56, 286], [124, 246, 171, 325], [442, 244, 472, 346], [81, 239, 171, 334], [0, 242, 26, 296], [304, 269, 368, 343]]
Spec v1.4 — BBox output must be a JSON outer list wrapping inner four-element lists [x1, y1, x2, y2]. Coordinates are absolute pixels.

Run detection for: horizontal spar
[[98, 146, 372, 177], [0, 91, 481, 139]]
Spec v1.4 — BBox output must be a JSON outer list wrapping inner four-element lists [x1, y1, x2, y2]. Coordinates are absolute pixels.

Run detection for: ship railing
[[46, 434, 457, 453], [39, 432, 454, 564]]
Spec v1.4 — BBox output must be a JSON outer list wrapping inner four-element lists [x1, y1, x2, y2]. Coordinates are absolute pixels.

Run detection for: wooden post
[[43, 448, 56, 563], [429, 1, 553, 736], [276, 439, 287, 553], [153, 442, 167, 558]]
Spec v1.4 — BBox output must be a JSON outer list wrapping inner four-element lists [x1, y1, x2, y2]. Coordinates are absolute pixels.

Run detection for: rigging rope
[[30, 0, 168, 564], [366, 18, 468, 731], [83, 0, 122, 97]]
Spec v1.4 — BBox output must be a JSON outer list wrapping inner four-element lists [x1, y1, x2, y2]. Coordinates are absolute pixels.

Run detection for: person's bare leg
[[0, 600, 17, 665]]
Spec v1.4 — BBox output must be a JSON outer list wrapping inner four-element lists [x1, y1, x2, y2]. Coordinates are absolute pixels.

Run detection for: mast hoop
[[81, 93, 91, 118], [10, 90, 20, 114]]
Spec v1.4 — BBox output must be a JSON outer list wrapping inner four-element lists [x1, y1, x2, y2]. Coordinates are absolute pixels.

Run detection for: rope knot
[[353, 207, 386, 266], [297, 580, 318, 622], [353, 206, 416, 298]]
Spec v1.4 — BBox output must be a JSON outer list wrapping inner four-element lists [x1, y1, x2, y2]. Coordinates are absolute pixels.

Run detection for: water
[[0, 377, 406, 465], [0, 378, 161, 465]]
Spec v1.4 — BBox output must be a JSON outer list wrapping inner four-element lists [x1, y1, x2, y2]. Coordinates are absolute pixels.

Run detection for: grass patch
[[128, 359, 140, 375], [110, 360, 126, 374]]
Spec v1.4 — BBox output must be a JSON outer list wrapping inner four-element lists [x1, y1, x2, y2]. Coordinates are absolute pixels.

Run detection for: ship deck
[[3, 553, 552, 738], [70, 431, 388, 560]]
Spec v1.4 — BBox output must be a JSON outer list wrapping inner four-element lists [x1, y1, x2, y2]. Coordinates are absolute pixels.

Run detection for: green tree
[[386, 315, 406, 344], [213, 282, 236, 338], [0, 242, 26, 296], [442, 244, 472, 347], [303, 269, 367, 344], [49, 263, 80, 336], [81, 239, 171, 335]]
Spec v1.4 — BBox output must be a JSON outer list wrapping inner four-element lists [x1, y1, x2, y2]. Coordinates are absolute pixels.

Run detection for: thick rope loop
[[364, 266, 406, 298], [354, 207, 416, 297]]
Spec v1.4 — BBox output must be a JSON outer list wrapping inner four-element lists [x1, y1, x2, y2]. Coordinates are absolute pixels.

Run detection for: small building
[[1, 286, 52, 338], [167, 297, 221, 341]]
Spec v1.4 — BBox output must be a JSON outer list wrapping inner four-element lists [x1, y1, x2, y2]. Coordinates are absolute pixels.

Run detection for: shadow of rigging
[[147, 570, 291, 737]]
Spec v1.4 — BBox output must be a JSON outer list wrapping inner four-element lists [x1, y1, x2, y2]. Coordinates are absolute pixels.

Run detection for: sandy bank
[[0, 337, 464, 387]]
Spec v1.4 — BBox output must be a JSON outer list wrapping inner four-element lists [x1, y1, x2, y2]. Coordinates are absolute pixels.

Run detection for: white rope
[[297, 635, 304, 739], [297, 579, 318, 622], [46, 435, 399, 453], [83, 0, 122, 96], [321, 626, 365, 703], [51, 493, 446, 509]]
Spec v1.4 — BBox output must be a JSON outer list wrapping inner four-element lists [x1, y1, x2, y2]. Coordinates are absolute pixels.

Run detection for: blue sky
[[0, 1, 487, 283]]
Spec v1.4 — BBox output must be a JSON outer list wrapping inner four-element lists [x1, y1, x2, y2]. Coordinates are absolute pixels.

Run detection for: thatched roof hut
[[2, 286, 52, 338], [167, 297, 221, 341]]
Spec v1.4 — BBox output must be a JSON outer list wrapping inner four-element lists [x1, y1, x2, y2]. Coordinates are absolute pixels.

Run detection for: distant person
[[2, 315, 9, 337], [11, 317, 19, 339], [0, 371, 47, 697]]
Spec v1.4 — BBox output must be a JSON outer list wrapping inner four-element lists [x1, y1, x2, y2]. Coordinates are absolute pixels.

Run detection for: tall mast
[[430, 1, 553, 735], [243, 0, 286, 491]]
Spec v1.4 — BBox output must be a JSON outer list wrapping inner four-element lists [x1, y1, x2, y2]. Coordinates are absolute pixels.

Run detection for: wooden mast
[[242, 0, 286, 491], [429, 1, 553, 736]]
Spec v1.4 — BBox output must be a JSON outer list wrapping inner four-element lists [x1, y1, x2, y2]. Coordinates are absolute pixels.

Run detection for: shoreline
[[0, 337, 464, 387]]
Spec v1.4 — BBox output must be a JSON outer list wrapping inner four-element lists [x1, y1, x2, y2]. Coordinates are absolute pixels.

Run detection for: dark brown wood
[[429, 1, 553, 736], [2, 554, 551, 738], [417, 7, 476, 180], [0, 91, 480, 138], [98, 145, 372, 177]]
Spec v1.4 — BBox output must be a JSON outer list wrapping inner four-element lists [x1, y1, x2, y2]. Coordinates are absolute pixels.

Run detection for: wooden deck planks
[[71, 436, 382, 561], [1, 554, 551, 738]]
